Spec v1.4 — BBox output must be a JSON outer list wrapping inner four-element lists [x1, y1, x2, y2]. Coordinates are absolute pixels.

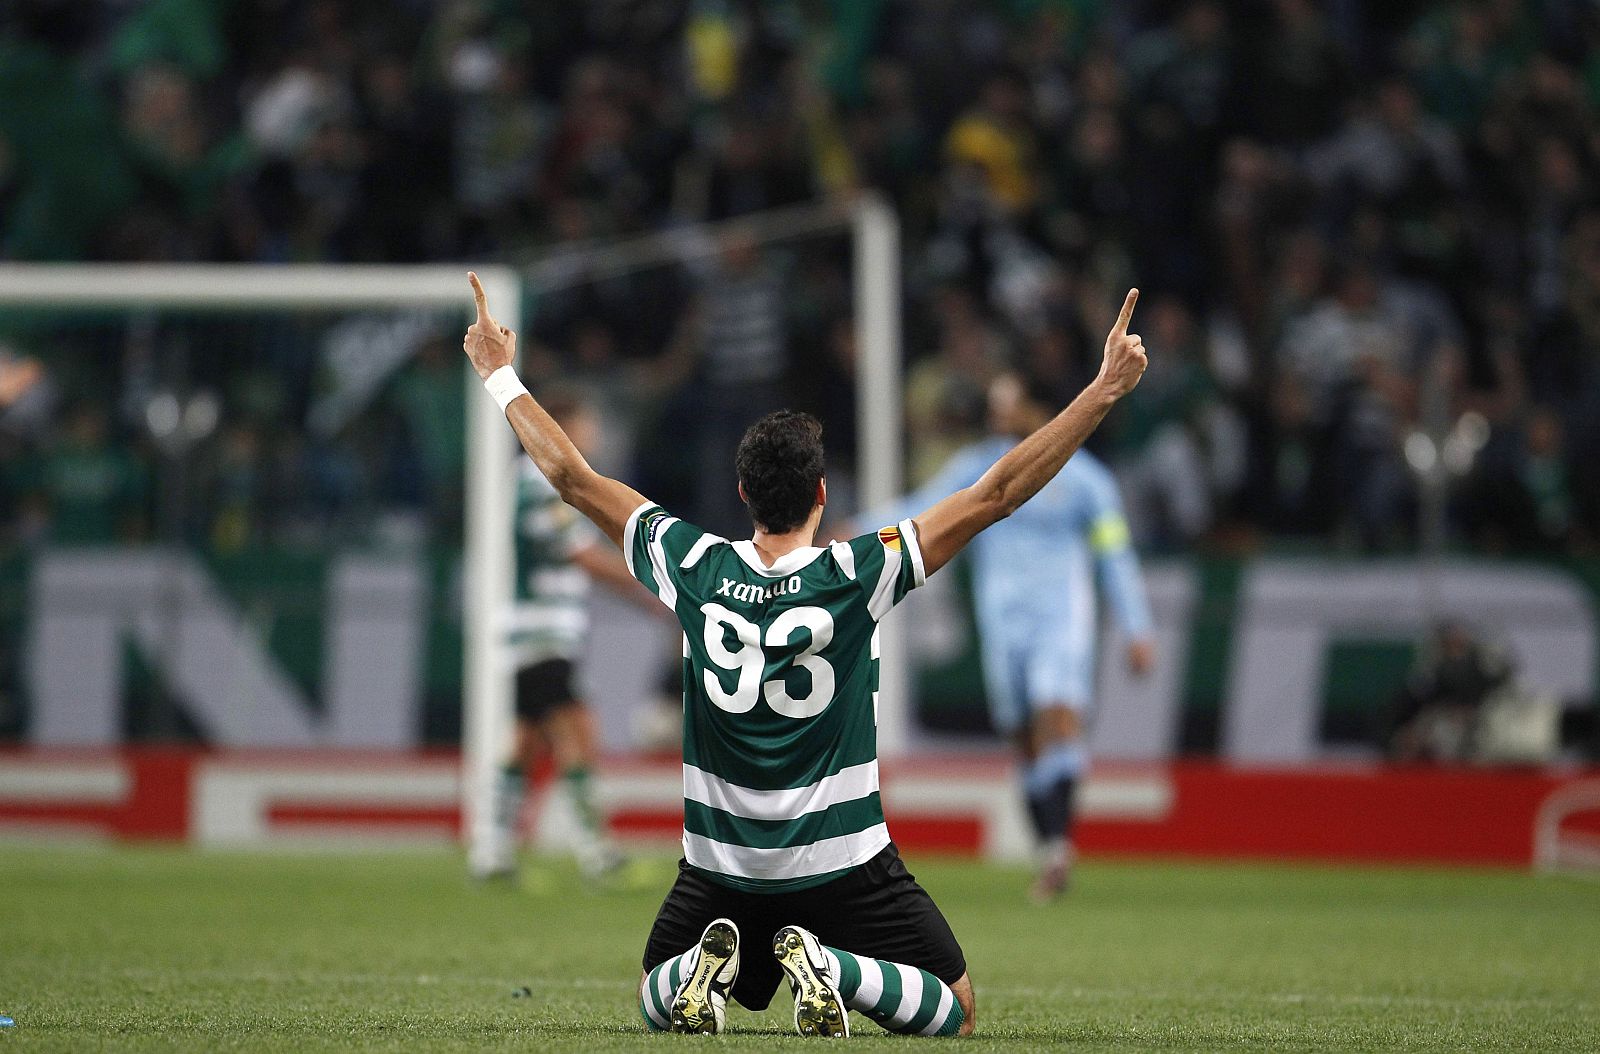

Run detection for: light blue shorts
[[976, 614, 1095, 735]]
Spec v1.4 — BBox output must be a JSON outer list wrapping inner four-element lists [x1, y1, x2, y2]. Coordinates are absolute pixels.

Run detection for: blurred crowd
[[3, 0, 1600, 554]]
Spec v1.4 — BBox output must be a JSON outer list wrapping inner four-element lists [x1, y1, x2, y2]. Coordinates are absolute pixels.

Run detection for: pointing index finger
[[468, 271, 493, 324], [1114, 287, 1139, 334]]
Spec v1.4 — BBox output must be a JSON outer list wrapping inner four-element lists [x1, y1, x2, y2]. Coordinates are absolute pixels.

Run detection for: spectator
[[1241, 0, 1349, 145], [944, 68, 1042, 218], [904, 286, 1005, 487], [388, 338, 467, 537], [1389, 621, 1515, 762], [28, 403, 150, 545], [1465, 406, 1574, 552], [1124, 0, 1232, 141], [1276, 260, 1419, 549], [1306, 77, 1466, 214], [199, 423, 266, 553], [1107, 295, 1226, 548], [2, 0, 1599, 557], [665, 230, 794, 536]]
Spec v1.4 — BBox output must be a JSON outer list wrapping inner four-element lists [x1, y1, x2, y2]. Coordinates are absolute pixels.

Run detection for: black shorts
[[642, 842, 966, 1011], [514, 658, 579, 721]]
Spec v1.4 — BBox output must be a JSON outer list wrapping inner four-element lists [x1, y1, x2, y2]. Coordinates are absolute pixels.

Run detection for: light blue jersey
[[870, 441, 1151, 731]]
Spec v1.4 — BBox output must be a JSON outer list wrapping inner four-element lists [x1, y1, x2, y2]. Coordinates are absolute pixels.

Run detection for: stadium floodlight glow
[[0, 195, 906, 874]]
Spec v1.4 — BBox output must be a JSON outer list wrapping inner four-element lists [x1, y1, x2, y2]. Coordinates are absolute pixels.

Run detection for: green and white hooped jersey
[[624, 502, 927, 893], [507, 462, 597, 664]]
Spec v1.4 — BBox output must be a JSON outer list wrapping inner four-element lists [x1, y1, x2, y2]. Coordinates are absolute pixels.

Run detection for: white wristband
[[483, 365, 528, 412]]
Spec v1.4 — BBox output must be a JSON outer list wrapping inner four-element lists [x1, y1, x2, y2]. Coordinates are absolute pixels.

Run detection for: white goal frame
[[0, 195, 906, 871], [0, 262, 519, 864]]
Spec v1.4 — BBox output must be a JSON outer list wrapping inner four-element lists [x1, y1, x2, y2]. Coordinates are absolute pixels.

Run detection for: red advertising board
[[3, 749, 1597, 870]]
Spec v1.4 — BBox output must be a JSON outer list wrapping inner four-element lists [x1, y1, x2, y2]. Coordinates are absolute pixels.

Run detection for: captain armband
[[1089, 514, 1131, 553]]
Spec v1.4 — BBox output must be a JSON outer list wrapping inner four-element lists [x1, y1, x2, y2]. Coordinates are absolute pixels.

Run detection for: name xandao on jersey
[[715, 575, 805, 605]]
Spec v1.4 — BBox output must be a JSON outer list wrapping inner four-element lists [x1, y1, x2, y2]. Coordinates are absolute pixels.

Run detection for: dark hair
[[735, 410, 825, 533]]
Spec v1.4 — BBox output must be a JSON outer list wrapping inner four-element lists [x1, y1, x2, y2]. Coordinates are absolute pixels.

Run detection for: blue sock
[[1023, 741, 1086, 802], [1023, 742, 1086, 843]]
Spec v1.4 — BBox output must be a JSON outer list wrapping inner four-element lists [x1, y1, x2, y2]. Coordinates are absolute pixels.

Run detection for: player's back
[[624, 503, 926, 893]]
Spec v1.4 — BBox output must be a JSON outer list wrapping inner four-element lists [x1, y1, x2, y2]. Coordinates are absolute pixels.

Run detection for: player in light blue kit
[[866, 371, 1154, 900]]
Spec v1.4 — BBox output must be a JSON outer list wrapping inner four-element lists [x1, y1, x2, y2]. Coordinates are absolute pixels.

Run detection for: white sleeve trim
[[866, 536, 900, 622], [646, 516, 682, 610], [898, 517, 927, 589], [829, 540, 857, 581], [621, 501, 654, 579], [680, 533, 723, 570]]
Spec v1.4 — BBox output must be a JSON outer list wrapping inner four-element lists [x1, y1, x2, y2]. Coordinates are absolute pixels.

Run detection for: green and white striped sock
[[491, 763, 524, 859], [563, 765, 600, 838], [821, 946, 964, 1036], [638, 946, 697, 1031]]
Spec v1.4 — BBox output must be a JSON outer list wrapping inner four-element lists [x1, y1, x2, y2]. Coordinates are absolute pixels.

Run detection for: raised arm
[[463, 273, 646, 548], [912, 288, 1147, 576]]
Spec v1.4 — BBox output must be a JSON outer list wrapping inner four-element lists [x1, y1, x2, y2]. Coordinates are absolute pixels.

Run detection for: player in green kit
[[463, 272, 1148, 1037], [474, 389, 653, 882]]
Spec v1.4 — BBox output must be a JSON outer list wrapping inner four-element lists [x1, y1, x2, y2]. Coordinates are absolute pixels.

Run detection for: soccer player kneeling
[[462, 273, 1148, 1036]]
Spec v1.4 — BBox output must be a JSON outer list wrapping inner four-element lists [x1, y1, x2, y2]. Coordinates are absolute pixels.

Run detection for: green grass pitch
[[3, 846, 1598, 1052]]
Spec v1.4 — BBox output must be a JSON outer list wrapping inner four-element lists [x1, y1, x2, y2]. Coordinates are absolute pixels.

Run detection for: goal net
[[0, 265, 508, 787], [463, 197, 905, 870], [0, 196, 906, 869]]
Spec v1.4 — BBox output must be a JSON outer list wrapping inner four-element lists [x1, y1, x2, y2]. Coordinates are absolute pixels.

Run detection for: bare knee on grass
[[951, 972, 976, 1036]]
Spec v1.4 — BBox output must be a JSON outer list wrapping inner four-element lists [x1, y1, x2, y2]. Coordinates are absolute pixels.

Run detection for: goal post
[[851, 194, 909, 751], [0, 261, 521, 867]]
